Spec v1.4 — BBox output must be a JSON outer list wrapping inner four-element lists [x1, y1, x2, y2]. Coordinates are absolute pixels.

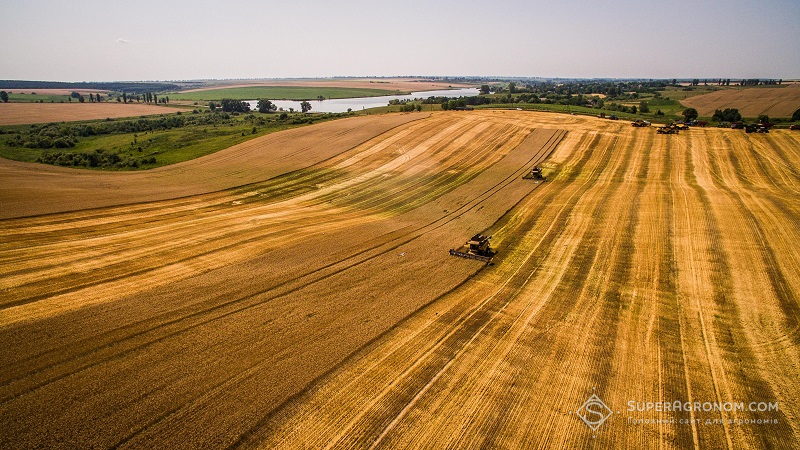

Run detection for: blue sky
[[1, 0, 798, 81]]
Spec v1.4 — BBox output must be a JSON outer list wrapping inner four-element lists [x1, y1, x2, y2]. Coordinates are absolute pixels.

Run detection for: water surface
[[246, 88, 479, 113]]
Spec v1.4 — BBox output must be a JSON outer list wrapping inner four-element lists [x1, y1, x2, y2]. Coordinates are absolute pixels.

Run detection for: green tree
[[122, 92, 127, 103], [209, 101, 217, 111], [300, 101, 312, 113], [257, 99, 275, 113], [0, 91, 8, 103], [220, 98, 250, 112], [682, 107, 699, 122], [479, 84, 490, 95], [757, 114, 770, 124], [639, 101, 649, 113], [712, 108, 741, 122], [508, 82, 517, 94], [792, 108, 800, 122]]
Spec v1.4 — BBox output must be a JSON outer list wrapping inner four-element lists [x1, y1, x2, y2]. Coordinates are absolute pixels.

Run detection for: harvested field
[[181, 78, 473, 94], [0, 113, 425, 218], [0, 88, 110, 96], [0, 103, 180, 125], [681, 84, 800, 118], [1, 111, 798, 448]]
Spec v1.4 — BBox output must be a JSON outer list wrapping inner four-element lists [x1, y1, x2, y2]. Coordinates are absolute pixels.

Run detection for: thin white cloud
[[117, 38, 131, 44]]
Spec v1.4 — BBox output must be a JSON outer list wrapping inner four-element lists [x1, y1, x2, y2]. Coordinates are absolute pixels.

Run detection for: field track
[[0, 111, 798, 448]]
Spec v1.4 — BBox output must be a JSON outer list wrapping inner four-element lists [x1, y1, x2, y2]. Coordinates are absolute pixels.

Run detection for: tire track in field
[[696, 133, 799, 445], [0, 114, 430, 220], [678, 129, 796, 448], [672, 134, 736, 449], [237, 120, 800, 450], [101, 129, 567, 450], [0, 115, 513, 313], [0, 115, 490, 278], [0, 120, 450, 270], [1, 118, 532, 342], [434, 124, 649, 450], [0, 116, 544, 325], [356, 128, 623, 449], [0, 128, 557, 434], [652, 137, 697, 448], [235, 128, 612, 449]]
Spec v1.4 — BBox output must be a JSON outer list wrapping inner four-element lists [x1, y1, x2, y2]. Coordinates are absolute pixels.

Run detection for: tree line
[[210, 99, 313, 114]]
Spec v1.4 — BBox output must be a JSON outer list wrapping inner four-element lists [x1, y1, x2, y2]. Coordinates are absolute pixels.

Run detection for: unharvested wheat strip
[[0, 209, 450, 396], [0, 191, 244, 239]]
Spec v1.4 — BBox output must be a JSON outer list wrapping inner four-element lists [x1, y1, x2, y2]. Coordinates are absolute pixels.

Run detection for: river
[[245, 87, 479, 113]]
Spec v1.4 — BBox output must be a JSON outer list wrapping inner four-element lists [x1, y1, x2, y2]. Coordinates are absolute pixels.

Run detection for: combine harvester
[[449, 234, 495, 263], [656, 122, 690, 134], [522, 167, 546, 181], [656, 124, 679, 134]]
